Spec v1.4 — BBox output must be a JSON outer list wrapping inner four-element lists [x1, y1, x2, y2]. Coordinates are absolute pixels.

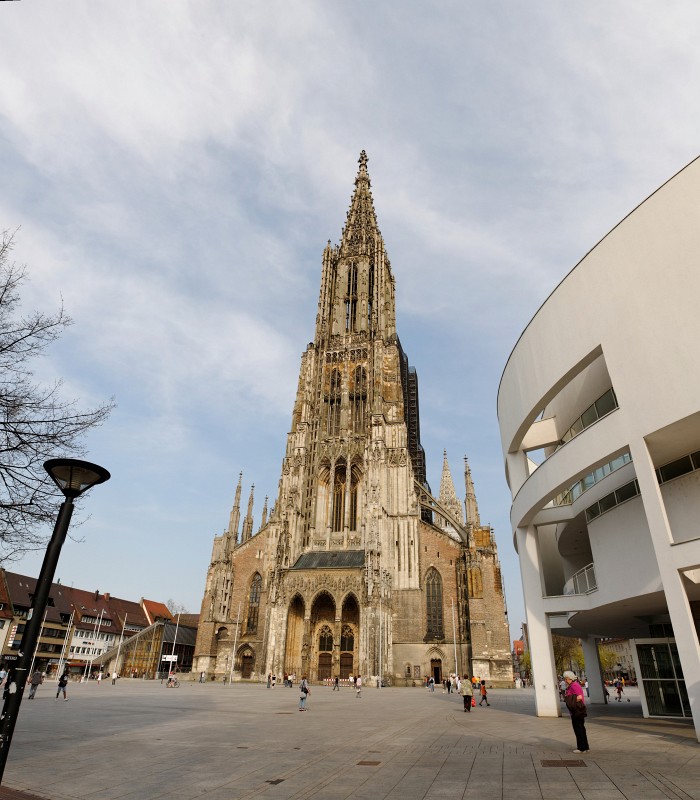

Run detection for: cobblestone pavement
[[1, 681, 698, 799]]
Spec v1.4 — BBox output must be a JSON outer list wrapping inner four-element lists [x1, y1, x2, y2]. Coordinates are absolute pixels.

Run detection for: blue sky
[[2, 1, 699, 641]]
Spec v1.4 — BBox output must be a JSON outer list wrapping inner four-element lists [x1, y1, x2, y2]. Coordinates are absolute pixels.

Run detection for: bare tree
[[166, 599, 189, 616], [0, 230, 114, 558]]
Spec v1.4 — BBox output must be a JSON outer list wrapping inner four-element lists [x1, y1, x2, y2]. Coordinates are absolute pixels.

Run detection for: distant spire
[[340, 150, 381, 255], [464, 457, 480, 528], [439, 450, 464, 525], [242, 484, 255, 541], [227, 472, 243, 540], [261, 495, 269, 528]]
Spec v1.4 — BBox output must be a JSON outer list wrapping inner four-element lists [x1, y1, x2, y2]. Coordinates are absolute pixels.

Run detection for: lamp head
[[44, 458, 110, 499]]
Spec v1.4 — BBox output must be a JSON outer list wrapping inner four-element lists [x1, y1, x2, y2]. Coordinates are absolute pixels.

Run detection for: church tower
[[194, 153, 513, 687]]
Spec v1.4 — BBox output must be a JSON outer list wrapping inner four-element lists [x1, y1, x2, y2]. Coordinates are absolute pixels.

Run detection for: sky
[[1, 1, 699, 642]]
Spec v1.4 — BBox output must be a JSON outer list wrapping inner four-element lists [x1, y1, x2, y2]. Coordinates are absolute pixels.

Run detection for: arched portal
[[284, 595, 305, 677], [310, 592, 336, 681], [240, 647, 255, 679], [340, 594, 360, 678], [431, 658, 442, 685]]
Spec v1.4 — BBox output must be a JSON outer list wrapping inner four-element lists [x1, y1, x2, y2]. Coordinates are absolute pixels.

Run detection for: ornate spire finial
[[439, 450, 464, 526], [359, 150, 368, 170]]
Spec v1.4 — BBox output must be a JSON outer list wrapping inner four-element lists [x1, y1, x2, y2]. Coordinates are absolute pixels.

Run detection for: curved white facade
[[498, 156, 700, 737]]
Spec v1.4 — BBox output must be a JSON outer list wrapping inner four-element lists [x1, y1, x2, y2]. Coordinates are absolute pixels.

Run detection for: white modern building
[[498, 156, 700, 740]]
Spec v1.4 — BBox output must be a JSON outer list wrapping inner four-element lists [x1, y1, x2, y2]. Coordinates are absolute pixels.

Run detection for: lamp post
[[0, 458, 109, 783]]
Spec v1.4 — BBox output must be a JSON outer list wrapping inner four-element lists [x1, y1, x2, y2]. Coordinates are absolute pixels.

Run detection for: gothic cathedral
[[194, 153, 513, 686]]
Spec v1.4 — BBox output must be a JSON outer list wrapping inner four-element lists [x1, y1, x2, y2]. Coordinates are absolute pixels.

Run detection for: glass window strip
[[554, 452, 631, 506]]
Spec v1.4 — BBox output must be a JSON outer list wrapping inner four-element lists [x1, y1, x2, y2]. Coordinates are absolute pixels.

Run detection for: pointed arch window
[[345, 262, 358, 332], [332, 463, 346, 531], [367, 263, 374, 328], [319, 625, 333, 652], [246, 573, 262, 634], [349, 464, 361, 531], [327, 369, 342, 436], [425, 568, 444, 639], [351, 366, 367, 433], [340, 624, 354, 652]]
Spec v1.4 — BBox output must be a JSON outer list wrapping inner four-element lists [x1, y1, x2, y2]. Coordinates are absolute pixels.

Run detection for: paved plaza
[[1, 680, 699, 800]]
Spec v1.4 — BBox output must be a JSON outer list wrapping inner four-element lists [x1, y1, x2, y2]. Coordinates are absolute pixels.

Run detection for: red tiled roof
[[141, 599, 173, 624]]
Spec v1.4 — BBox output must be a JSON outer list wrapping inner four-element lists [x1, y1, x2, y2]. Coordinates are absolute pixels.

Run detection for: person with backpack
[[56, 672, 69, 701], [299, 676, 310, 711]]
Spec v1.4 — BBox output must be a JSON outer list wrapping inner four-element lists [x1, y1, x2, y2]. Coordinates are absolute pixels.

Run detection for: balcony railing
[[563, 563, 598, 595]]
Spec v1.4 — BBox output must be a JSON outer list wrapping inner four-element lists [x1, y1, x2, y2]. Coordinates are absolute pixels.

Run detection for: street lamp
[[0, 458, 110, 783]]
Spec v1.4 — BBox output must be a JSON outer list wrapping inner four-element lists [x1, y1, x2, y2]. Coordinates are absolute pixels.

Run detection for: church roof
[[290, 550, 365, 570]]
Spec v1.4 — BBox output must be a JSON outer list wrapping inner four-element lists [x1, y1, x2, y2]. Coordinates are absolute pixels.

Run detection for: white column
[[580, 635, 605, 704], [630, 438, 700, 741], [516, 525, 561, 717]]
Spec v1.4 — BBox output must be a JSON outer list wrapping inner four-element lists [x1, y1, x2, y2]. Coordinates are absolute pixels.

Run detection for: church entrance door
[[340, 653, 353, 678], [431, 658, 442, 685], [241, 652, 254, 679], [318, 653, 332, 680]]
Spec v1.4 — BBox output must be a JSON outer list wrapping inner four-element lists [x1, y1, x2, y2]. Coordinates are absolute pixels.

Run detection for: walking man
[[356, 675, 362, 698], [28, 669, 43, 699], [56, 672, 69, 701], [111, 671, 118, 685]]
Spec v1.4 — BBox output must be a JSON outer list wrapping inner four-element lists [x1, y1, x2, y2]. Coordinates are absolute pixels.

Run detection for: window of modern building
[[554, 452, 632, 506], [559, 388, 618, 448]]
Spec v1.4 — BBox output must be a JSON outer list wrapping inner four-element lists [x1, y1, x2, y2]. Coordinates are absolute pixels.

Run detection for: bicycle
[[166, 677, 180, 688]]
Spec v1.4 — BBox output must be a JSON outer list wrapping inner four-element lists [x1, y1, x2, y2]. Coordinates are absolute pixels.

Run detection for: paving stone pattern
[[2, 682, 699, 799]]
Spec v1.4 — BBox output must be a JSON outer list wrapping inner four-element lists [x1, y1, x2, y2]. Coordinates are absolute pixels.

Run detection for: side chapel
[[194, 152, 513, 686]]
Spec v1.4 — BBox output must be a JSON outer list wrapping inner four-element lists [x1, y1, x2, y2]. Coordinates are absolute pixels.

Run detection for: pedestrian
[[584, 678, 589, 697], [615, 682, 624, 702], [56, 671, 69, 701], [267, 673, 271, 688], [333, 675, 339, 691], [272, 674, 277, 688], [559, 677, 567, 700], [563, 670, 589, 754], [111, 671, 118, 685], [460, 674, 473, 712], [0, 667, 6, 687], [478, 679, 490, 706], [299, 675, 310, 711], [97, 671, 103, 685], [199, 671, 205, 684], [355, 675, 362, 697], [28, 669, 43, 699]]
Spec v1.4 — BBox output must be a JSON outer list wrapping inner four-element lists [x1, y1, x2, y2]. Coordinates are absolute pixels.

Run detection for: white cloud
[[3, 0, 700, 635]]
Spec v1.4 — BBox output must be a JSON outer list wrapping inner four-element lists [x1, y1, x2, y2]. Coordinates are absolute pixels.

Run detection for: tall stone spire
[[315, 150, 396, 343], [340, 150, 381, 252], [438, 450, 464, 525], [227, 472, 243, 540], [464, 457, 480, 528], [260, 495, 269, 528], [242, 484, 255, 542]]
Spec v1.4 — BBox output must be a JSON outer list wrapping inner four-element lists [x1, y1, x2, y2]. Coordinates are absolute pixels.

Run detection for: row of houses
[[0, 570, 199, 679]]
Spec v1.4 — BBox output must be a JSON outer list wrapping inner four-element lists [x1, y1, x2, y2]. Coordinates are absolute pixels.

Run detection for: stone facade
[[194, 152, 513, 686]]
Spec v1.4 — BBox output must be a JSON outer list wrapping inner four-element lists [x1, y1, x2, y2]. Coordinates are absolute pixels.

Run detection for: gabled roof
[[1, 571, 150, 632], [141, 599, 173, 624]]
